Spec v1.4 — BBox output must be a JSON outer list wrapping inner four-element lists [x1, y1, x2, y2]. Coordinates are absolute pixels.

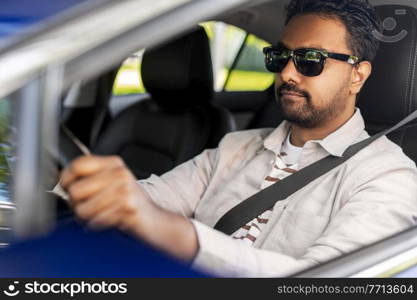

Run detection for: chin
[[279, 99, 322, 128], [281, 108, 322, 128]]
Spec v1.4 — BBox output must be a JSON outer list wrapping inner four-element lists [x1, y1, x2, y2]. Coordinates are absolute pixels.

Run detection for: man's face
[[275, 14, 356, 128]]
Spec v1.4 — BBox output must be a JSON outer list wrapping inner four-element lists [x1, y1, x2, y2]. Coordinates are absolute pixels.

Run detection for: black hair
[[285, 0, 382, 62]]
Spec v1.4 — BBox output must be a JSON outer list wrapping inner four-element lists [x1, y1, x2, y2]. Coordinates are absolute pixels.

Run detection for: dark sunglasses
[[263, 44, 360, 77]]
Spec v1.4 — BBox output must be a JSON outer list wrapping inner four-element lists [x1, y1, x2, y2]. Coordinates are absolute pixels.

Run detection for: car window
[[223, 34, 274, 91], [112, 50, 146, 96], [202, 21, 274, 92], [0, 98, 13, 203], [111, 22, 273, 96], [201, 21, 246, 91], [0, 96, 16, 247]]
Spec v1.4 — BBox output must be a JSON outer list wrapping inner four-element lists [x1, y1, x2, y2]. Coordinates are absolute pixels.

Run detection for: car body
[[0, 0, 416, 277]]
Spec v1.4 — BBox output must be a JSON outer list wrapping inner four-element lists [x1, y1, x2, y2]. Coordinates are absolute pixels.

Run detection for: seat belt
[[214, 110, 417, 235]]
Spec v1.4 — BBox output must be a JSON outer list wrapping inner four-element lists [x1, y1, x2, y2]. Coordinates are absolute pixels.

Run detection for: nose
[[278, 57, 302, 84]]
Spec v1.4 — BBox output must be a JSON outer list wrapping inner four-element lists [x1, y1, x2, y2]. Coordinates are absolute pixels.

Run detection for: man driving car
[[61, 0, 417, 277]]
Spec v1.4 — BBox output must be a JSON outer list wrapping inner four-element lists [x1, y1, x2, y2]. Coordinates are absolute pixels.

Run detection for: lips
[[280, 90, 306, 102], [280, 90, 304, 97]]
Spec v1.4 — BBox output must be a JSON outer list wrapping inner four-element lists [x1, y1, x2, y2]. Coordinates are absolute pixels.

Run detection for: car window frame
[[294, 225, 417, 277]]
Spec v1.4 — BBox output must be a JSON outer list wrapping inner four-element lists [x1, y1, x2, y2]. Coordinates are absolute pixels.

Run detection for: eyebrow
[[278, 41, 328, 52]]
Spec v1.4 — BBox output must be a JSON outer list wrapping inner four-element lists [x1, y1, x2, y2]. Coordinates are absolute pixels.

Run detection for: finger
[[60, 155, 125, 189], [73, 179, 139, 221], [73, 181, 123, 221], [87, 202, 125, 230], [66, 166, 133, 203]]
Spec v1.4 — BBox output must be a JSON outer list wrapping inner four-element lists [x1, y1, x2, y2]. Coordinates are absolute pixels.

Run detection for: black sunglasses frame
[[263, 44, 360, 77]]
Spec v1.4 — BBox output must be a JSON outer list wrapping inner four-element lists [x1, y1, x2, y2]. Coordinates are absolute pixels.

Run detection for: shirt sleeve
[[191, 220, 318, 277], [138, 148, 218, 217], [191, 156, 417, 277]]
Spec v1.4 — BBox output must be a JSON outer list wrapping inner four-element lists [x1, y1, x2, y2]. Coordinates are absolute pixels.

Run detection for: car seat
[[62, 66, 119, 148], [94, 26, 236, 179], [357, 4, 417, 164]]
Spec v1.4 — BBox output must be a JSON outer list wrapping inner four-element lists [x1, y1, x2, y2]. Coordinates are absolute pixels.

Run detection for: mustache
[[277, 83, 310, 100]]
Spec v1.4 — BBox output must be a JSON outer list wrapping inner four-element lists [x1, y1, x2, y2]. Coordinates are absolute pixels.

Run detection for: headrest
[[141, 26, 213, 109], [358, 5, 417, 130]]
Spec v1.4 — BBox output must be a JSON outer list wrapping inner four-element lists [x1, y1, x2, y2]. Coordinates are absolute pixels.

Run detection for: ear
[[350, 61, 372, 95]]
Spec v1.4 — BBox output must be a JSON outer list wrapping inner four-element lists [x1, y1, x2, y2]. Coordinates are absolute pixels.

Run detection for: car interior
[[1, 0, 417, 278], [60, 3, 417, 181], [93, 27, 236, 179]]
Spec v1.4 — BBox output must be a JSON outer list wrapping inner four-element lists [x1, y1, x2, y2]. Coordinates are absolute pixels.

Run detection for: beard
[[276, 82, 349, 128]]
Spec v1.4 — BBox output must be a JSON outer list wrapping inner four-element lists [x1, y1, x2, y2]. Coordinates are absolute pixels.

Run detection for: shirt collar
[[263, 108, 366, 157], [263, 120, 291, 154], [318, 108, 366, 157]]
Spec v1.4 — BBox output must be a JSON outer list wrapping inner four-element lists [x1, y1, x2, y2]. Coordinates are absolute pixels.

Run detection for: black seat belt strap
[[214, 110, 417, 235]]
